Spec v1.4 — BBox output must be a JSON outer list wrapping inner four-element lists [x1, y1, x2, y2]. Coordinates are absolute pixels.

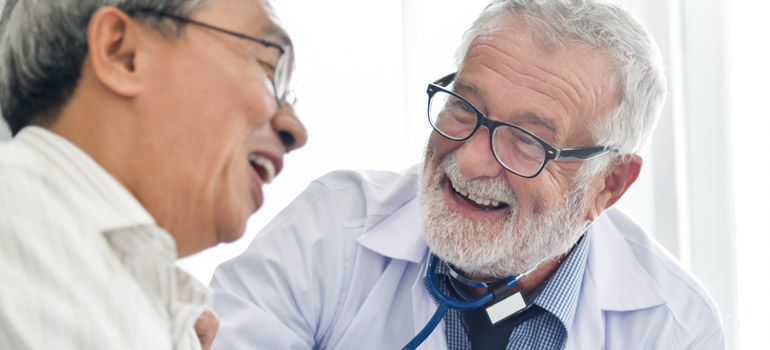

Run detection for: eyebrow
[[453, 80, 480, 99], [261, 22, 292, 47], [520, 112, 559, 144], [454, 79, 560, 144]]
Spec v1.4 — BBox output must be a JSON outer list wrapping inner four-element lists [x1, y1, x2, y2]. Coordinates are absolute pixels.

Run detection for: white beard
[[418, 150, 591, 279]]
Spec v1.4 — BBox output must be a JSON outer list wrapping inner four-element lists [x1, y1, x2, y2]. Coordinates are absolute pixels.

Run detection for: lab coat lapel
[[359, 165, 420, 233], [356, 198, 427, 264], [565, 265, 605, 349], [354, 165, 447, 349], [410, 255, 448, 350], [567, 208, 667, 348]]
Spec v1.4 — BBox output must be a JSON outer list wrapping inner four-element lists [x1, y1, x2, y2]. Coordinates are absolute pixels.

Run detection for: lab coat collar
[[588, 207, 666, 311], [357, 165, 429, 264], [357, 197, 428, 264]]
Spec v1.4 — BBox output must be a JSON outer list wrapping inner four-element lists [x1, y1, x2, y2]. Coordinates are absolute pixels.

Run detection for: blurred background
[[1, 0, 766, 349]]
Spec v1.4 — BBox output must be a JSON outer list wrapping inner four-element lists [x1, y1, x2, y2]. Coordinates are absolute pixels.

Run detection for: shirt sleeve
[[209, 180, 362, 350]]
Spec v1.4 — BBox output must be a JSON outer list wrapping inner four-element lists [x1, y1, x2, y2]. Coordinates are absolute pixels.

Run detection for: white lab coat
[[210, 166, 724, 349]]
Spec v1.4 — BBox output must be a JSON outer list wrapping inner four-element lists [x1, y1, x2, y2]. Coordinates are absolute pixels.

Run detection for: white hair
[[455, 0, 667, 177], [0, 0, 212, 135]]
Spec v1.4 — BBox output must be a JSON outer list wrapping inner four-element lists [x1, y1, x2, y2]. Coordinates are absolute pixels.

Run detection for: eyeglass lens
[[273, 47, 293, 105], [428, 90, 547, 177]]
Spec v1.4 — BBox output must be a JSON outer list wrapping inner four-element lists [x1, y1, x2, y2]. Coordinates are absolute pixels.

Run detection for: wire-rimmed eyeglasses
[[427, 72, 614, 178], [133, 8, 295, 107]]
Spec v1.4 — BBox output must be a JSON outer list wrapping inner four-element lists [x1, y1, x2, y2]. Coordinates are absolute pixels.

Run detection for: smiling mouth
[[248, 153, 276, 184], [448, 179, 509, 211]]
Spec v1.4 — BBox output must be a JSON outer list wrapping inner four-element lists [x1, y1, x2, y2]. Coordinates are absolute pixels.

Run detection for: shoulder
[[0, 139, 77, 228], [210, 166, 422, 348], [0, 142, 170, 349], [261, 166, 420, 234], [592, 208, 724, 346], [215, 165, 421, 279]]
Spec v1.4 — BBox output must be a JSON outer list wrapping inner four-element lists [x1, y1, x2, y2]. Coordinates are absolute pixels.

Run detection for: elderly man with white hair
[[210, 0, 724, 349]]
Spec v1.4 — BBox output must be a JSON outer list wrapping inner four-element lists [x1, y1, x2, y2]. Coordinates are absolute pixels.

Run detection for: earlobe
[[86, 7, 143, 97], [589, 155, 643, 220]]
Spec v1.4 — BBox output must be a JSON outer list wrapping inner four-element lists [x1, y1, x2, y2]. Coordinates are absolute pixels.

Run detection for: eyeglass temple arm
[[433, 72, 457, 86], [557, 146, 614, 160], [132, 8, 285, 54]]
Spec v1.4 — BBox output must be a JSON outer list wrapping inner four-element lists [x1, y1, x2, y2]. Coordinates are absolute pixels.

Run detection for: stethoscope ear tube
[[401, 303, 448, 350]]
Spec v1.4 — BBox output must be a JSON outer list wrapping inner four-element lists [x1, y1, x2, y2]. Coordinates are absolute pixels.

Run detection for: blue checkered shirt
[[434, 233, 591, 350]]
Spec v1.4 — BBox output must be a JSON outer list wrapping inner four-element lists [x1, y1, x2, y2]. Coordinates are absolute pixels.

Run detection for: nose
[[455, 125, 504, 179], [272, 104, 308, 152]]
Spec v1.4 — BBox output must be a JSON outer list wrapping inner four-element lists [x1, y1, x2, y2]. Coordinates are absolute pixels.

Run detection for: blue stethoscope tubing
[[401, 254, 518, 350]]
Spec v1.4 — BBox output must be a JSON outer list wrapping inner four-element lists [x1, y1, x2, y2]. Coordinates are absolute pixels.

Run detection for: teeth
[[451, 180, 502, 207], [248, 154, 275, 184]]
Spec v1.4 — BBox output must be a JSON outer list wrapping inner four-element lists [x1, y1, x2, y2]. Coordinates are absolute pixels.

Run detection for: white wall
[[729, 2, 770, 348], [0, 118, 9, 141]]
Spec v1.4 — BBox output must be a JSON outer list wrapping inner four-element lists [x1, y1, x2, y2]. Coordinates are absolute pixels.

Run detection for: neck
[[47, 82, 205, 257], [459, 253, 567, 300]]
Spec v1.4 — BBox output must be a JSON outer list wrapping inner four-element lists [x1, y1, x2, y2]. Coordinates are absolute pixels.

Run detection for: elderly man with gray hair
[[0, 0, 306, 349], [209, 0, 724, 349]]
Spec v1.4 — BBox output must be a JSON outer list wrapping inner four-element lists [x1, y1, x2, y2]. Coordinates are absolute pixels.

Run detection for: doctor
[[210, 0, 724, 348]]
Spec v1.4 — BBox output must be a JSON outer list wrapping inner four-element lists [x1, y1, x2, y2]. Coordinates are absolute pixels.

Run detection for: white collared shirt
[[211, 165, 724, 349], [0, 126, 211, 350]]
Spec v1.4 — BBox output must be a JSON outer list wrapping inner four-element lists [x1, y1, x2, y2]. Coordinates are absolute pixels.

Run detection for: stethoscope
[[402, 227, 591, 350], [401, 254, 541, 350]]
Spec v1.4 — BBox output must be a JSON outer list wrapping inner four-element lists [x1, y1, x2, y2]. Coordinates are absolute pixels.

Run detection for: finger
[[195, 309, 220, 350]]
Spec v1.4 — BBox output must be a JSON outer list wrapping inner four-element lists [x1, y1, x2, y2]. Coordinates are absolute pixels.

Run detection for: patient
[[0, 0, 305, 348]]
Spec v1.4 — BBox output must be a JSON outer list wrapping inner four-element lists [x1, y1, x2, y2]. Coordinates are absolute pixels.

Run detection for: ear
[[86, 7, 143, 97], [588, 154, 642, 220]]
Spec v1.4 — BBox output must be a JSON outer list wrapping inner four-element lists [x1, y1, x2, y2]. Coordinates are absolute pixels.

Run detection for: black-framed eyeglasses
[[427, 72, 614, 178], [133, 9, 295, 107]]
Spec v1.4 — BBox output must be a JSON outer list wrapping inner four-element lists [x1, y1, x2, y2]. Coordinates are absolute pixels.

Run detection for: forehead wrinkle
[[469, 35, 584, 110], [466, 42, 577, 118]]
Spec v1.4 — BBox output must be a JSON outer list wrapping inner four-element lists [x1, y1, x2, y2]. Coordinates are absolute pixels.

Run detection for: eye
[[256, 59, 276, 79], [446, 96, 474, 114], [514, 131, 538, 146]]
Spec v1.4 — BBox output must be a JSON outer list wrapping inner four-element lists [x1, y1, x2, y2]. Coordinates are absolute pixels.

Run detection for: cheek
[[426, 133, 460, 164], [503, 172, 563, 217]]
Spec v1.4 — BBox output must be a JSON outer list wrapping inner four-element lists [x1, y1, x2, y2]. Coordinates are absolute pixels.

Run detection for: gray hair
[[455, 0, 667, 178], [0, 0, 212, 135]]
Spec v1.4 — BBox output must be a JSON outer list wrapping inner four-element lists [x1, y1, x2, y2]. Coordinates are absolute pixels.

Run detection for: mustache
[[437, 152, 518, 206]]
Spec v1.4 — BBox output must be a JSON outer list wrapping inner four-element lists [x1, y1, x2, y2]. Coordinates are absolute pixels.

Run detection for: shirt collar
[[531, 231, 591, 335], [430, 232, 591, 331], [15, 126, 156, 231]]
